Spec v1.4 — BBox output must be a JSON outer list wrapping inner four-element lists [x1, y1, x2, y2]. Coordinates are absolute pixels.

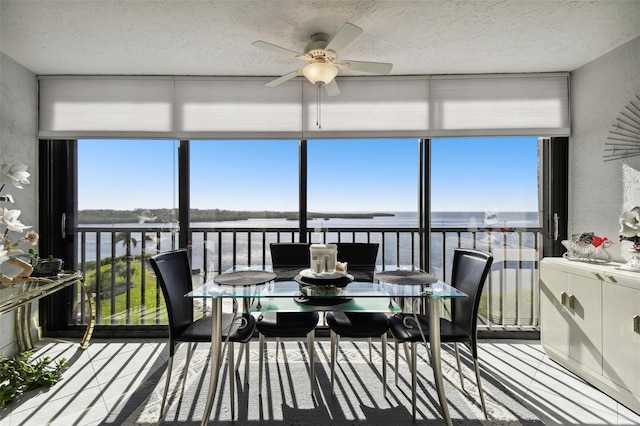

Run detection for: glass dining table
[[186, 265, 467, 426]]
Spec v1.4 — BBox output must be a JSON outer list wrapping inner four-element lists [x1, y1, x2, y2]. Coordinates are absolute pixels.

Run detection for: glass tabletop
[[0, 271, 83, 315], [186, 265, 466, 300]]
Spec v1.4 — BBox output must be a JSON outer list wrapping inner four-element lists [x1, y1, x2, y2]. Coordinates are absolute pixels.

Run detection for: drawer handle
[[634, 315, 640, 334], [561, 291, 568, 306], [592, 272, 603, 280], [560, 292, 575, 309]]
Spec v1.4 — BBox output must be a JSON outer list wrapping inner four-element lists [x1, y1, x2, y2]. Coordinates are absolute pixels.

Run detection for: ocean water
[[77, 211, 540, 271]]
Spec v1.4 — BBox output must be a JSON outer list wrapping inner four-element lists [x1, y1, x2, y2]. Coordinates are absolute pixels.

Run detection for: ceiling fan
[[252, 22, 393, 97]]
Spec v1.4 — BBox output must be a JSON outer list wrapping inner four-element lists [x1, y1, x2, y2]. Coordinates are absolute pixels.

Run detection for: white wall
[[570, 36, 640, 263], [0, 52, 38, 355]]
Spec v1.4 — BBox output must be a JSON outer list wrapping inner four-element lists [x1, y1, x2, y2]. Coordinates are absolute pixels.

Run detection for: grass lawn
[[83, 259, 168, 325]]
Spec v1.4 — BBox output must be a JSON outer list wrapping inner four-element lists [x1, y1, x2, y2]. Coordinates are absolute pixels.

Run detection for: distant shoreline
[[77, 208, 395, 224]]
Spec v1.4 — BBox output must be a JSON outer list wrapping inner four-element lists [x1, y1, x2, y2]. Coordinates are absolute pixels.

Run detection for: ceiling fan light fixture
[[303, 62, 338, 86]]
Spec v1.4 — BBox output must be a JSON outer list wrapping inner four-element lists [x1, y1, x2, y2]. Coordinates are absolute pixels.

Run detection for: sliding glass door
[[41, 135, 561, 335]]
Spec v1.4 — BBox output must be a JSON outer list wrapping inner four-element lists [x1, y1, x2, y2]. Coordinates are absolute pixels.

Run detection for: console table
[[540, 257, 640, 414], [0, 271, 95, 351]]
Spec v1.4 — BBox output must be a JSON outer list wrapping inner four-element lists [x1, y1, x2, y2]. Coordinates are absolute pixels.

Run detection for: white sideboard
[[540, 257, 640, 414]]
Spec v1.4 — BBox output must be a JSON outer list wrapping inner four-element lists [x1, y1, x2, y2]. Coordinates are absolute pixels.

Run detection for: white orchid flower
[[3, 164, 31, 189], [2, 208, 31, 232], [0, 246, 8, 264]]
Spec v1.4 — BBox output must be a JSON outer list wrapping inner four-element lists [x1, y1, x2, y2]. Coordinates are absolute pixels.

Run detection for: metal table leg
[[201, 298, 222, 426], [79, 278, 95, 349], [15, 306, 30, 352], [429, 298, 452, 426]]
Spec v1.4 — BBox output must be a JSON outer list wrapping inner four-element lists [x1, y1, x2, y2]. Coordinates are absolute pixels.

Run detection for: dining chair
[[388, 247, 493, 418], [325, 242, 390, 396], [149, 249, 256, 419], [258, 242, 320, 395]]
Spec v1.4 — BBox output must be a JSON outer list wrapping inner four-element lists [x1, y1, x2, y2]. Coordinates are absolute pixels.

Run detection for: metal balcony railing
[[73, 225, 542, 331]]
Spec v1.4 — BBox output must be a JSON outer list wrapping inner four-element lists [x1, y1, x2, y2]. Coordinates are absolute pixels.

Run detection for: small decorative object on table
[[562, 232, 612, 263], [618, 206, 640, 271], [31, 256, 64, 277]]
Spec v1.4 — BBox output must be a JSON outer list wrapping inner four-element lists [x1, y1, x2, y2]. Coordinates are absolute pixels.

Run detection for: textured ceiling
[[1, 0, 639, 77]]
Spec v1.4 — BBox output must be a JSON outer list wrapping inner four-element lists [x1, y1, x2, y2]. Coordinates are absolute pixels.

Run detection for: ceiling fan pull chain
[[316, 84, 322, 129]]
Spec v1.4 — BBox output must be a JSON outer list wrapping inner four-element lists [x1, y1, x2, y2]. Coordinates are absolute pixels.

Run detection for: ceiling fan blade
[[324, 80, 341, 97], [337, 60, 393, 74], [265, 69, 302, 87], [252, 40, 304, 58], [325, 23, 363, 53]]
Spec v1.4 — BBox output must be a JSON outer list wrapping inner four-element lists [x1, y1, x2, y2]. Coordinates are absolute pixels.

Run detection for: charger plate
[[374, 270, 437, 285], [213, 270, 276, 286]]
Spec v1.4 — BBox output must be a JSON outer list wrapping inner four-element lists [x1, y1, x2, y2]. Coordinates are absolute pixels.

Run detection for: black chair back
[[270, 243, 311, 267], [331, 243, 379, 281], [333, 242, 379, 267], [450, 248, 493, 347], [150, 249, 193, 354]]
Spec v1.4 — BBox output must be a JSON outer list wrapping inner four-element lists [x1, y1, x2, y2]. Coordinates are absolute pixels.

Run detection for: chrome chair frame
[[150, 249, 255, 420], [257, 243, 319, 395], [326, 242, 389, 396], [389, 247, 493, 419]]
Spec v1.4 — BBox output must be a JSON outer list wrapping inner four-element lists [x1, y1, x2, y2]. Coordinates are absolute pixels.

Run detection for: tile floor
[[0, 338, 639, 425]]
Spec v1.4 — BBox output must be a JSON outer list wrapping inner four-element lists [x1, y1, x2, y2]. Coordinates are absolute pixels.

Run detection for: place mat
[[213, 270, 276, 286], [374, 270, 438, 285]]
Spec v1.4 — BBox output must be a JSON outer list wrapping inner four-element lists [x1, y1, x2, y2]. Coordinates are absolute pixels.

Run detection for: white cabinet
[[540, 261, 602, 373], [540, 258, 640, 414], [602, 277, 640, 396]]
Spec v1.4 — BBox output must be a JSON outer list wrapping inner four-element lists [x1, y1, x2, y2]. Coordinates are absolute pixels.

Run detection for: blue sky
[[78, 137, 539, 212]]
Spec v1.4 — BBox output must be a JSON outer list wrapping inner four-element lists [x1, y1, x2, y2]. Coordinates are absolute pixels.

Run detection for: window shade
[[38, 73, 570, 139], [173, 78, 303, 139], [302, 77, 430, 138], [428, 74, 570, 136], [38, 77, 174, 138]]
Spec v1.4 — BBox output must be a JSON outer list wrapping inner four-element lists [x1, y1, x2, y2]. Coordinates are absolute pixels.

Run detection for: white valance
[[174, 77, 304, 139], [428, 74, 570, 136], [38, 73, 570, 139], [38, 77, 174, 138], [302, 77, 429, 138]]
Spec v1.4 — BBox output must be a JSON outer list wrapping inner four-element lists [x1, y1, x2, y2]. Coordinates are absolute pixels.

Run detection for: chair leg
[[182, 342, 193, 391], [244, 341, 250, 385], [411, 341, 417, 421], [330, 330, 337, 394], [368, 337, 372, 363], [382, 333, 387, 398], [394, 340, 399, 386], [180, 342, 193, 398], [228, 342, 235, 420], [258, 333, 265, 395], [473, 356, 488, 419], [307, 330, 315, 394], [454, 342, 465, 391], [403, 341, 412, 373], [276, 337, 280, 360], [160, 355, 174, 418]]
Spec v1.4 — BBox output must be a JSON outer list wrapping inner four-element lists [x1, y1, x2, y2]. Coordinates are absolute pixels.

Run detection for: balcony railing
[[74, 225, 542, 331]]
